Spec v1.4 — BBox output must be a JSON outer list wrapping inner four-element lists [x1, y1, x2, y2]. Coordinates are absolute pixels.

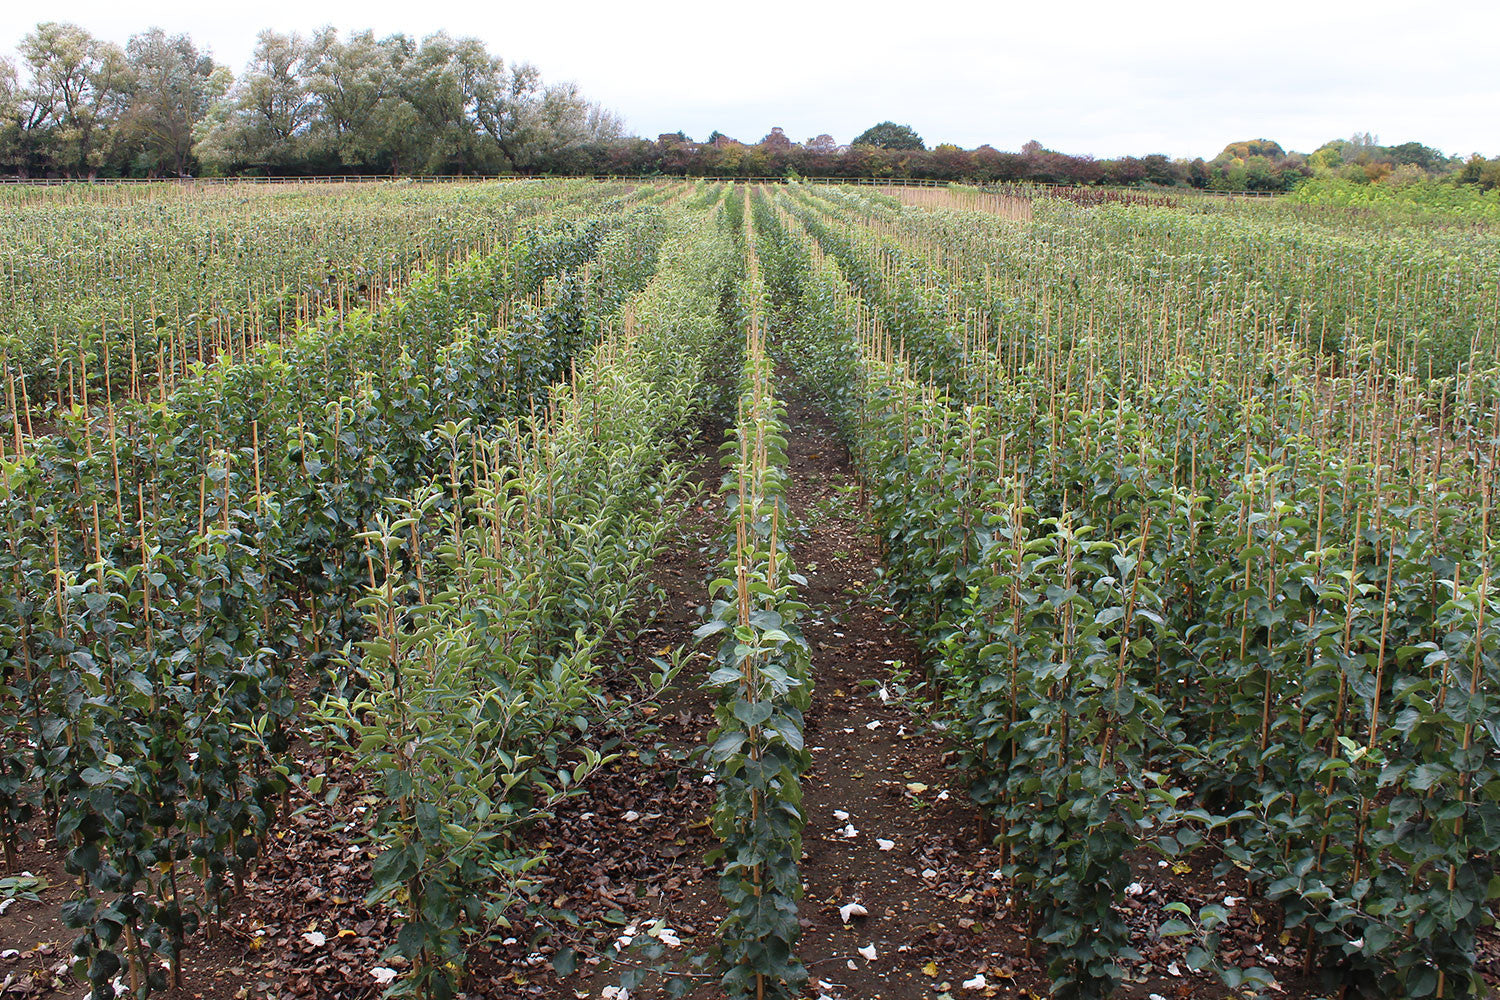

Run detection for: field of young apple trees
[[2, 177, 1498, 1000]]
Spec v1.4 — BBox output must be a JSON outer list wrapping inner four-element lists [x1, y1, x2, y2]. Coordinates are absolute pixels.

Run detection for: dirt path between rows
[[778, 392, 1024, 1000], [557, 394, 1029, 1000]]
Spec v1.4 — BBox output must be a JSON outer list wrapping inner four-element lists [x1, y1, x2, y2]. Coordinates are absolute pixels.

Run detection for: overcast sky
[[3, 0, 1495, 159]]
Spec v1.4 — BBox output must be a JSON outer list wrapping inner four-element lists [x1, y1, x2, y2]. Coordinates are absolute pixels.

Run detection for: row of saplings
[[748, 187, 1500, 1000], [0, 203, 678, 998]]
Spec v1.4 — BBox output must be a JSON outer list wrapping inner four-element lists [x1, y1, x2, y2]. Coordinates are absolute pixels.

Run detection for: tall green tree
[[194, 30, 318, 170], [0, 58, 20, 171], [393, 32, 506, 172], [17, 23, 133, 175], [305, 29, 406, 171], [851, 121, 924, 150], [506, 79, 624, 171], [1387, 140, 1446, 172], [122, 29, 225, 175]]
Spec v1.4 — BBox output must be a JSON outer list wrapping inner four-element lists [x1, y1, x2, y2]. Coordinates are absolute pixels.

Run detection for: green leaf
[[694, 620, 729, 640], [733, 699, 774, 727], [711, 730, 747, 759]]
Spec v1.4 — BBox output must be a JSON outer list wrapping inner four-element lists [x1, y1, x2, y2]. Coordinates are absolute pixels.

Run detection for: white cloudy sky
[[3, 0, 1495, 159]]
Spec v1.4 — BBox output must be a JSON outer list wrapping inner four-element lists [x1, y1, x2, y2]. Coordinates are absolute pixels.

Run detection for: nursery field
[[2, 178, 1499, 1000]]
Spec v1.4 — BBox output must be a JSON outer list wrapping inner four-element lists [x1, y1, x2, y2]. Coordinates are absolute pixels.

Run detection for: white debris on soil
[[839, 902, 869, 924]]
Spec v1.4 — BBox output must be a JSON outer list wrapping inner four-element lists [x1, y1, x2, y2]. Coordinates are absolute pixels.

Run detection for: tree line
[[0, 23, 623, 177], [2, 22, 1496, 193], [575, 133, 1298, 191], [626, 130, 1497, 194]]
